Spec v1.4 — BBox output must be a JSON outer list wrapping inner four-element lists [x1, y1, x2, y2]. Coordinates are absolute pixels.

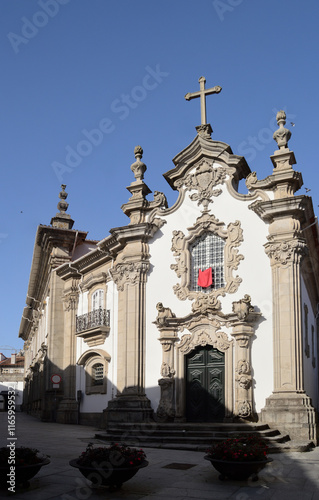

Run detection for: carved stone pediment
[[171, 212, 244, 311], [175, 159, 227, 211]]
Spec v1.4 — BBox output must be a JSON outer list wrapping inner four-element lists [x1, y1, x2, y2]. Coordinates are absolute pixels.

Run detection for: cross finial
[[185, 76, 222, 125]]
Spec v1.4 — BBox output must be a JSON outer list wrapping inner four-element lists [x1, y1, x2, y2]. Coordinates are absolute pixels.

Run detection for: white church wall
[[145, 176, 274, 414]]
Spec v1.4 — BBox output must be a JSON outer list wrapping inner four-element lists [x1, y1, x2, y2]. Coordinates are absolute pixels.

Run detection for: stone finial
[[273, 110, 292, 150], [130, 145, 147, 181], [51, 184, 74, 229], [57, 184, 69, 214]]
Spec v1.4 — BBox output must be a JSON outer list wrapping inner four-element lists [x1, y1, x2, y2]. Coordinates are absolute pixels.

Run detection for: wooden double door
[[186, 345, 225, 422]]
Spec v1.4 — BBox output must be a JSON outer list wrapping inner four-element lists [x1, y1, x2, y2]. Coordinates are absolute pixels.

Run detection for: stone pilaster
[[56, 281, 79, 424], [256, 116, 318, 441], [105, 260, 153, 423], [261, 238, 318, 441]]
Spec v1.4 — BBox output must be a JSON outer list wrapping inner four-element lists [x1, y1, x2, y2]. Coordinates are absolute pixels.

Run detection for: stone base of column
[[56, 398, 79, 424], [260, 392, 318, 443], [103, 393, 154, 426]]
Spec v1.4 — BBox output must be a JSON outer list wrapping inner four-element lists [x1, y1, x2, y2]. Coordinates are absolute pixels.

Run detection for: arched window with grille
[[92, 363, 104, 386], [190, 232, 225, 292]]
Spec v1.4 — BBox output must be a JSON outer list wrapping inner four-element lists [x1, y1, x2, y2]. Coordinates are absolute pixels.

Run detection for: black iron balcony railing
[[76, 308, 110, 333]]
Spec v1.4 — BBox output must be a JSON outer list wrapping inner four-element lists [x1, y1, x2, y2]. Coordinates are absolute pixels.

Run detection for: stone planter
[[69, 458, 149, 489], [204, 456, 272, 481], [0, 458, 50, 488]]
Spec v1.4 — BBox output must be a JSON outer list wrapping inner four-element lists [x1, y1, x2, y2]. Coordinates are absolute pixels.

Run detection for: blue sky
[[1, 0, 318, 353]]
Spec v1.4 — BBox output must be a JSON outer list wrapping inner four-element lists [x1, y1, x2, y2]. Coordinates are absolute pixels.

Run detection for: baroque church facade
[[20, 79, 319, 443]]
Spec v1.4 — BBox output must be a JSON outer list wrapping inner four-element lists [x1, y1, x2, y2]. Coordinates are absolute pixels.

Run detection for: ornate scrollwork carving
[[170, 212, 244, 308], [237, 400, 251, 418], [110, 261, 150, 291], [237, 375, 251, 389], [232, 295, 254, 321], [245, 171, 258, 190], [178, 328, 232, 355], [236, 359, 250, 375], [176, 159, 227, 211], [160, 362, 175, 378], [265, 240, 307, 266]]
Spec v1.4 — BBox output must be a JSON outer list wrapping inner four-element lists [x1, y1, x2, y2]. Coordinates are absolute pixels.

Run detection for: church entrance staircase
[[95, 422, 312, 452]]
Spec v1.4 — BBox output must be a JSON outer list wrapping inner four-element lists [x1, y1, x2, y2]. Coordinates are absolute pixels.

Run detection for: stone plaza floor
[[0, 412, 319, 499]]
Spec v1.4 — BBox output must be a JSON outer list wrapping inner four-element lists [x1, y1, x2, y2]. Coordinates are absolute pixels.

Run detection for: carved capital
[[110, 261, 150, 291], [265, 239, 307, 266], [62, 284, 79, 312]]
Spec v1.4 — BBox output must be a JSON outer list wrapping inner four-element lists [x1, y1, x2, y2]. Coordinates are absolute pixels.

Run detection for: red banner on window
[[197, 268, 213, 288]]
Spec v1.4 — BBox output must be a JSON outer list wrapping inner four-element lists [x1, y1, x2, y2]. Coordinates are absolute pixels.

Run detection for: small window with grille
[[190, 232, 225, 292], [92, 363, 104, 386]]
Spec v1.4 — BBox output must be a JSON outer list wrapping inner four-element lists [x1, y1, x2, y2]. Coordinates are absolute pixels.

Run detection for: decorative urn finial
[[130, 146, 147, 181], [57, 184, 69, 214], [273, 110, 291, 150]]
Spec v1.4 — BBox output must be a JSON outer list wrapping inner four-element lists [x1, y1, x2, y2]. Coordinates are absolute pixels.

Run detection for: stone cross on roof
[[185, 76, 222, 125]]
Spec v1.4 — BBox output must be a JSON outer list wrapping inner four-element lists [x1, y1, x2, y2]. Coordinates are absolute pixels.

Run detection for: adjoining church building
[[19, 78, 319, 444]]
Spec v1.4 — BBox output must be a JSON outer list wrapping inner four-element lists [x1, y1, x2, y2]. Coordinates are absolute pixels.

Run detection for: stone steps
[[95, 422, 312, 453]]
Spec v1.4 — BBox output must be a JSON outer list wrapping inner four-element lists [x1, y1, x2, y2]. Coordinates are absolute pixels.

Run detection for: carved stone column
[[154, 304, 179, 422], [106, 260, 153, 423], [232, 296, 258, 421], [56, 281, 79, 424]]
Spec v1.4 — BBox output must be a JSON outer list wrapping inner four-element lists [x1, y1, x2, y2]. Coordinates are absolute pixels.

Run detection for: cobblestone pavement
[[1, 412, 319, 499]]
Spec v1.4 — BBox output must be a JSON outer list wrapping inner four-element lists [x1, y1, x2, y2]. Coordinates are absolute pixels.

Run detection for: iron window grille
[[190, 232, 225, 292], [92, 363, 104, 385]]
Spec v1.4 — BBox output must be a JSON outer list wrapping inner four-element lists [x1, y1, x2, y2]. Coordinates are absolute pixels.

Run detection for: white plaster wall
[[145, 175, 274, 414], [301, 277, 318, 408], [75, 281, 118, 413]]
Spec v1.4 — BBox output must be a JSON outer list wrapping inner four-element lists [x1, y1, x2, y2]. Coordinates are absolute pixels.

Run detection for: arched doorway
[[185, 345, 225, 422]]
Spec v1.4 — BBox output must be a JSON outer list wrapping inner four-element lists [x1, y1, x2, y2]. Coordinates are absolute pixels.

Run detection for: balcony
[[76, 308, 110, 347]]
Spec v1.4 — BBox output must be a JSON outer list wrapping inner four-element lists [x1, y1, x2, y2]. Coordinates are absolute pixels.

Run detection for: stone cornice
[[249, 195, 309, 223], [19, 225, 84, 339], [57, 221, 164, 279]]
